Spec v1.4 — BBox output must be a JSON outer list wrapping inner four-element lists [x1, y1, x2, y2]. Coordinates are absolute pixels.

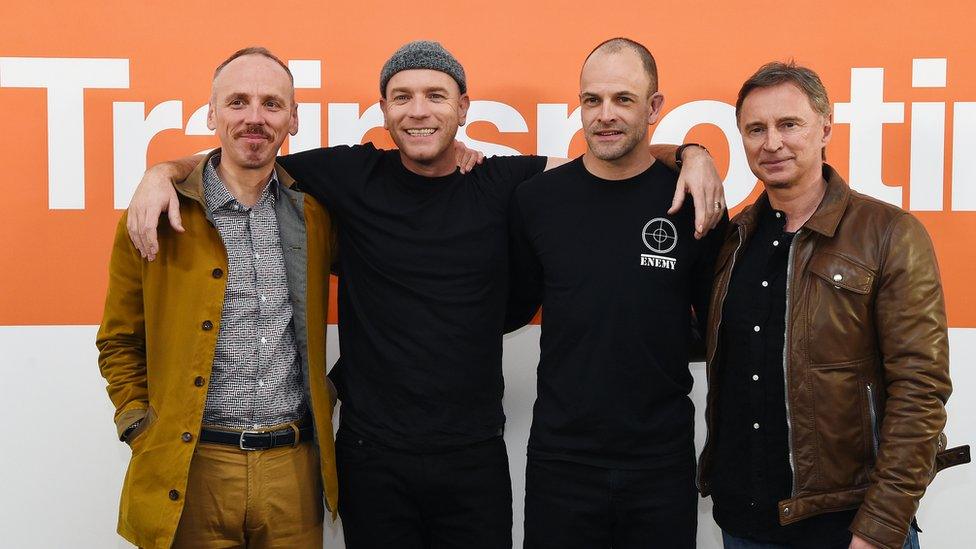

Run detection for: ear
[[457, 94, 470, 127], [821, 114, 833, 147], [380, 97, 390, 130], [206, 101, 216, 131], [647, 92, 665, 125], [288, 102, 299, 136]]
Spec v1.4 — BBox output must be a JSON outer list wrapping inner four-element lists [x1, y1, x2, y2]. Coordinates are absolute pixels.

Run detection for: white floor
[[1, 325, 972, 548]]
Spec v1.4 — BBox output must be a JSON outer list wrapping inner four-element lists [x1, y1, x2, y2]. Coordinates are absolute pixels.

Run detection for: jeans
[[722, 524, 921, 549]]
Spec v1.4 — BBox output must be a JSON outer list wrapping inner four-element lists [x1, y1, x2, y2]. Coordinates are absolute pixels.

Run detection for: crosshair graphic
[[642, 218, 678, 254]]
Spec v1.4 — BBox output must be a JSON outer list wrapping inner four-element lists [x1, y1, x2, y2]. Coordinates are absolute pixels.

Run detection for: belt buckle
[[239, 430, 262, 451]]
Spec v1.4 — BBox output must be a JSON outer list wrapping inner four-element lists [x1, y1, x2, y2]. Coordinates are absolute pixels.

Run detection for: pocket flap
[[808, 253, 874, 294]]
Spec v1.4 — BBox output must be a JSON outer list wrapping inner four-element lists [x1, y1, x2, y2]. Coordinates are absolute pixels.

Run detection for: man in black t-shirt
[[509, 38, 727, 549], [123, 40, 726, 549]]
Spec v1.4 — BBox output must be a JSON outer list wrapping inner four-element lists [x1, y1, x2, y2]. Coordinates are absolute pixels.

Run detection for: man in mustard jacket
[[96, 47, 337, 548]]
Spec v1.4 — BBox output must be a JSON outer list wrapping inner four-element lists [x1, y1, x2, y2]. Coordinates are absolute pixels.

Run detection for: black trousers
[[523, 453, 698, 549], [336, 428, 513, 549]]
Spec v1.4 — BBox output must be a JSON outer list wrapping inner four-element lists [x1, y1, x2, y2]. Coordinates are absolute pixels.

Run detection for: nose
[[763, 128, 783, 152], [407, 96, 431, 119], [244, 103, 263, 125], [597, 101, 616, 124]]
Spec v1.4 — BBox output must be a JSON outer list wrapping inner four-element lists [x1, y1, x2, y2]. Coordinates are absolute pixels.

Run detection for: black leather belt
[[200, 422, 314, 451]]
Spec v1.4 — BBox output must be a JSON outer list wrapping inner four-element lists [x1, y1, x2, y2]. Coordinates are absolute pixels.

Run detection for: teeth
[[406, 128, 436, 136]]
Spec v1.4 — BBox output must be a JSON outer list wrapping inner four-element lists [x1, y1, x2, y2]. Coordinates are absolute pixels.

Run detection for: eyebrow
[[224, 92, 287, 103], [389, 86, 451, 96]]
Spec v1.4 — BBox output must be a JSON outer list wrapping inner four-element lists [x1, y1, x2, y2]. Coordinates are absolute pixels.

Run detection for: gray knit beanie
[[379, 41, 467, 96]]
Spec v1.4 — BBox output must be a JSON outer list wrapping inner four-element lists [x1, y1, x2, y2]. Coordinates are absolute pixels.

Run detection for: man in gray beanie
[[122, 39, 726, 549]]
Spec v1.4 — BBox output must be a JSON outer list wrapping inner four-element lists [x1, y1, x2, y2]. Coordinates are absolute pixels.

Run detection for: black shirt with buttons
[[710, 203, 856, 547]]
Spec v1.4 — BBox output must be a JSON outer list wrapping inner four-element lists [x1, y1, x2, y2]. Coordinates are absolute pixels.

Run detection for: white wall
[[0, 325, 972, 547]]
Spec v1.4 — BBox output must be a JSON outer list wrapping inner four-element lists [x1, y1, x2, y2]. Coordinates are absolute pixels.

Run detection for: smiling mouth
[[594, 130, 623, 136], [406, 128, 437, 136]]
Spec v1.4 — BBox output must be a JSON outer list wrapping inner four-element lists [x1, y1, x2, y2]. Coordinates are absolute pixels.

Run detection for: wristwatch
[[121, 418, 144, 442], [674, 143, 709, 172]]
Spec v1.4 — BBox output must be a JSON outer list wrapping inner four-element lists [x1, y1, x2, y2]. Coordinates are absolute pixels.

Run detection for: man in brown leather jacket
[[697, 62, 968, 549]]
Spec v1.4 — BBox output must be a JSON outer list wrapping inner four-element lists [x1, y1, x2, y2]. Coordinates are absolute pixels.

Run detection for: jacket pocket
[[805, 358, 874, 490], [808, 252, 874, 294]]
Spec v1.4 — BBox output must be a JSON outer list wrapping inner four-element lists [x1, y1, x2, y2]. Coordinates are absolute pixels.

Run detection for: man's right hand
[[127, 158, 200, 260]]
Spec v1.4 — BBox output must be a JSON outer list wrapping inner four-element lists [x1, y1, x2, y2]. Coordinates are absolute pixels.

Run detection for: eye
[[583, 97, 599, 106], [229, 99, 244, 107], [428, 93, 446, 101], [264, 100, 282, 109], [393, 94, 410, 103], [617, 96, 633, 103]]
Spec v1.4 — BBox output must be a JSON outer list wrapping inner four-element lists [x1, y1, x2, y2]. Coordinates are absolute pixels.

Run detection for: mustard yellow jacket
[[96, 152, 338, 549]]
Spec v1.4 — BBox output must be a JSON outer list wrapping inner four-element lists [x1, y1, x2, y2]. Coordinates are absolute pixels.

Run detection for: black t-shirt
[[279, 144, 546, 450], [509, 157, 726, 468]]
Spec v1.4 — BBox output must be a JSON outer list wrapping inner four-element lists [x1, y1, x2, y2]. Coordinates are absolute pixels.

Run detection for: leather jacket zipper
[[783, 230, 802, 497], [866, 383, 880, 457]]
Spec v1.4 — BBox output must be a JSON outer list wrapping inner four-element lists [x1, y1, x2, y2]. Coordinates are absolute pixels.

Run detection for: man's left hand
[[668, 146, 725, 239], [849, 534, 880, 549]]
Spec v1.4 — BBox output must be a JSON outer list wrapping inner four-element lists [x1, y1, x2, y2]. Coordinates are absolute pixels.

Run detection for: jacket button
[[181, 432, 192, 442], [169, 489, 180, 501], [212, 268, 223, 279], [202, 320, 213, 331], [194, 376, 205, 387], [833, 273, 843, 282]]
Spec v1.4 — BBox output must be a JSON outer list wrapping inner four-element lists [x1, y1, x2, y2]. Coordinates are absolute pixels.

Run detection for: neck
[[399, 150, 457, 178], [766, 168, 827, 232], [216, 160, 274, 208], [582, 144, 654, 181]]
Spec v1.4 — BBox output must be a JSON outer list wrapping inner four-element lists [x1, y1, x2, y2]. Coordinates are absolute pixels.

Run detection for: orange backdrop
[[1, 1, 974, 326]]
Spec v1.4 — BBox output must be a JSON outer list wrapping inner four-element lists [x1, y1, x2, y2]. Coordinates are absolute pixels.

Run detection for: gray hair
[[735, 61, 830, 122]]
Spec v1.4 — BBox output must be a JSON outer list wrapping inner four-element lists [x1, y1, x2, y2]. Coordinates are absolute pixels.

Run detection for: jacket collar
[[732, 163, 850, 238], [176, 148, 297, 208]]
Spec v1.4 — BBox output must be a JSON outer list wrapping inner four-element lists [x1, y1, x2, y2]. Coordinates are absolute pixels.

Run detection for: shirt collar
[[203, 153, 279, 213]]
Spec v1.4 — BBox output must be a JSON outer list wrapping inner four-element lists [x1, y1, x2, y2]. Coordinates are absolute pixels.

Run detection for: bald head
[[583, 37, 658, 95]]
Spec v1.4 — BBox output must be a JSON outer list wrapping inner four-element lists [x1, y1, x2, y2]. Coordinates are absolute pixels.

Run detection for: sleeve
[[850, 213, 952, 549], [279, 144, 380, 207], [95, 212, 150, 439], [688, 212, 731, 361], [505, 186, 544, 333]]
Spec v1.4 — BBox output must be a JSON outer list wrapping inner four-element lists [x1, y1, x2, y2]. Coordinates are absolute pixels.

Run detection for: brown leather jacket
[[698, 164, 969, 549]]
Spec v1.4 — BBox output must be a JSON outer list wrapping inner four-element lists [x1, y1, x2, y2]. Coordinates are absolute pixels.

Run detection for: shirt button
[[212, 268, 223, 279], [249, 211, 254, 219], [254, 253, 261, 259], [258, 380, 265, 388], [169, 489, 180, 501], [260, 295, 267, 302], [752, 374, 759, 381], [773, 240, 780, 247], [753, 422, 760, 429], [761, 280, 769, 287], [775, 212, 782, 218], [194, 376, 205, 387], [260, 337, 267, 344], [181, 432, 192, 442], [201, 320, 213, 331], [753, 325, 761, 332]]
